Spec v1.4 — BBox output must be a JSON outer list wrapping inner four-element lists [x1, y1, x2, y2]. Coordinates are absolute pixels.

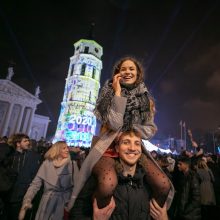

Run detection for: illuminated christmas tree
[[53, 39, 103, 147]]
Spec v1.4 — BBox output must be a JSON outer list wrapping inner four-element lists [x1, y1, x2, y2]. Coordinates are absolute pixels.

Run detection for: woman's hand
[[93, 197, 116, 220], [112, 73, 122, 96], [150, 199, 168, 220], [18, 201, 32, 220]]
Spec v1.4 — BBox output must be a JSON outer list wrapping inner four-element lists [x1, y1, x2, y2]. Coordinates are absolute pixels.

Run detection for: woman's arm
[[107, 95, 127, 131], [133, 116, 157, 140], [19, 174, 43, 220], [23, 174, 43, 203], [94, 80, 127, 131]]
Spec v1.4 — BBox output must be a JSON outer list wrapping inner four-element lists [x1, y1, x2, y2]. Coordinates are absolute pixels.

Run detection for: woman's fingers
[[112, 74, 122, 95]]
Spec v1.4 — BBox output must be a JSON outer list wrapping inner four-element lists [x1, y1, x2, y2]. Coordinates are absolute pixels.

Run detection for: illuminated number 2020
[[74, 115, 92, 126]]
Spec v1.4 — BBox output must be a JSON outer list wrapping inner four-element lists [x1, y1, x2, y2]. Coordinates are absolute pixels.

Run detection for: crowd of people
[[0, 56, 220, 220]]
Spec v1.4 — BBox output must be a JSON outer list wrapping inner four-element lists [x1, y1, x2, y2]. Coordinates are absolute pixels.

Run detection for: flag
[[183, 121, 186, 127], [179, 120, 182, 126]]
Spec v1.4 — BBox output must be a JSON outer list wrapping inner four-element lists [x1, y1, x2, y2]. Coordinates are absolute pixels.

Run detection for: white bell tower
[[53, 39, 103, 147]]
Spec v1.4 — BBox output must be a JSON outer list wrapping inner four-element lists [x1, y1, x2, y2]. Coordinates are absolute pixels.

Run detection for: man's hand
[[93, 197, 116, 220], [150, 199, 168, 220]]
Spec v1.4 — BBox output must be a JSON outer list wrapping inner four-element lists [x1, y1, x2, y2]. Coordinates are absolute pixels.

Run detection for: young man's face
[[177, 161, 189, 173], [17, 138, 30, 150], [116, 133, 142, 166]]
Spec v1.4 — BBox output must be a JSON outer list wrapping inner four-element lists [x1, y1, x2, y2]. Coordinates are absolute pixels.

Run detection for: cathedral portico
[[14, 105, 25, 133], [1, 102, 14, 136], [0, 76, 50, 140]]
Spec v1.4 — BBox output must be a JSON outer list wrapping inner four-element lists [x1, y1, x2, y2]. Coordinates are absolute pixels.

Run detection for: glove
[[18, 199, 32, 220]]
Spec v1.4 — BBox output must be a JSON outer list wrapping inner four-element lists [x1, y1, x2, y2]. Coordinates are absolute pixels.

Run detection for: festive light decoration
[[53, 39, 103, 147]]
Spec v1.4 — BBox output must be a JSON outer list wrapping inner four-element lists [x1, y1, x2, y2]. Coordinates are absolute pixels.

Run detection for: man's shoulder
[[187, 170, 200, 185], [188, 169, 199, 178], [27, 150, 41, 157], [26, 150, 42, 163]]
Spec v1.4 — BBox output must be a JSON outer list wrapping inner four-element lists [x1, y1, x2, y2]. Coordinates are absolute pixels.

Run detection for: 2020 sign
[[69, 115, 94, 126]]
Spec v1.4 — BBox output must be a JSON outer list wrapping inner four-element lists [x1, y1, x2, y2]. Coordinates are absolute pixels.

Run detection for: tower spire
[[87, 22, 95, 40]]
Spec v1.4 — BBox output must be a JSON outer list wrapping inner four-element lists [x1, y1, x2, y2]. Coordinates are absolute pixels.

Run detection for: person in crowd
[[150, 150, 158, 160], [93, 198, 169, 220], [69, 146, 86, 169], [171, 156, 201, 220], [67, 56, 174, 211], [196, 159, 216, 220], [195, 145, 204, 158], [166, 153, 176, 173], [187, 129, 204, 159], [30, 139, 38, 152], [18, 141, 78, 220], [0, 136, 14, 220], [70, 130, 169, 220], [206, 154, 220, 207], [4, 133, 41, 220], [157, 154, 172, 180], [0, 136, 13, 168]]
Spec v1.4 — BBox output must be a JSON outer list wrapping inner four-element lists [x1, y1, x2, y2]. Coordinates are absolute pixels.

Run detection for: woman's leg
[[140, 154, 171, 207], [92, 157, 117, 208]]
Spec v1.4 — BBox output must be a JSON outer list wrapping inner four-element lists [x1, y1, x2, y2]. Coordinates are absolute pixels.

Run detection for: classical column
[[15, 105, 25, 133], [21, 108, 30, 133], [26, 108, 36, 135], [43, 121, 49, 138], [2, 103, 14, 136]]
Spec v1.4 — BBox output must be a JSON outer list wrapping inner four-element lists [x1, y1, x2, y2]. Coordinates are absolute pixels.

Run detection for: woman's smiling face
[[59, 144, 69, 159], [119, 60, 137, 85]]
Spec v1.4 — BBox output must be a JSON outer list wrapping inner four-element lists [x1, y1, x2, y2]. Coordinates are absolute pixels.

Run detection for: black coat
[[6, 149, 41, 203], [69, 166, 151, 220], [173, 170, 201, 220], [0, 144, 14, 193], [110, 166, 151, 220]]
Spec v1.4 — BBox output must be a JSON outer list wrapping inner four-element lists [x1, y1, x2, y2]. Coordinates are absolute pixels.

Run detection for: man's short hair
[[10, 133, 29, 148], [178, 156, 191, 165], [118, 130, 142, 141]]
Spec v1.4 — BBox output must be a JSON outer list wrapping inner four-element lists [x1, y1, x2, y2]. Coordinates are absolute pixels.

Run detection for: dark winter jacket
[[110, 166, 151, 220], [0, 143, 14, 192], [69, 165, 151, 220], [173, 169, 201, 220], [6, 149, 41, 203]]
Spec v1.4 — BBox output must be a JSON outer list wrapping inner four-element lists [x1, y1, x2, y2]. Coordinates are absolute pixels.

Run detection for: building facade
[[0, 77, 50, 140]]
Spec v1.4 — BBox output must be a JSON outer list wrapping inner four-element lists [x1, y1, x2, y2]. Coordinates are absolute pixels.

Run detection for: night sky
[[1, 0, 220, 139]]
